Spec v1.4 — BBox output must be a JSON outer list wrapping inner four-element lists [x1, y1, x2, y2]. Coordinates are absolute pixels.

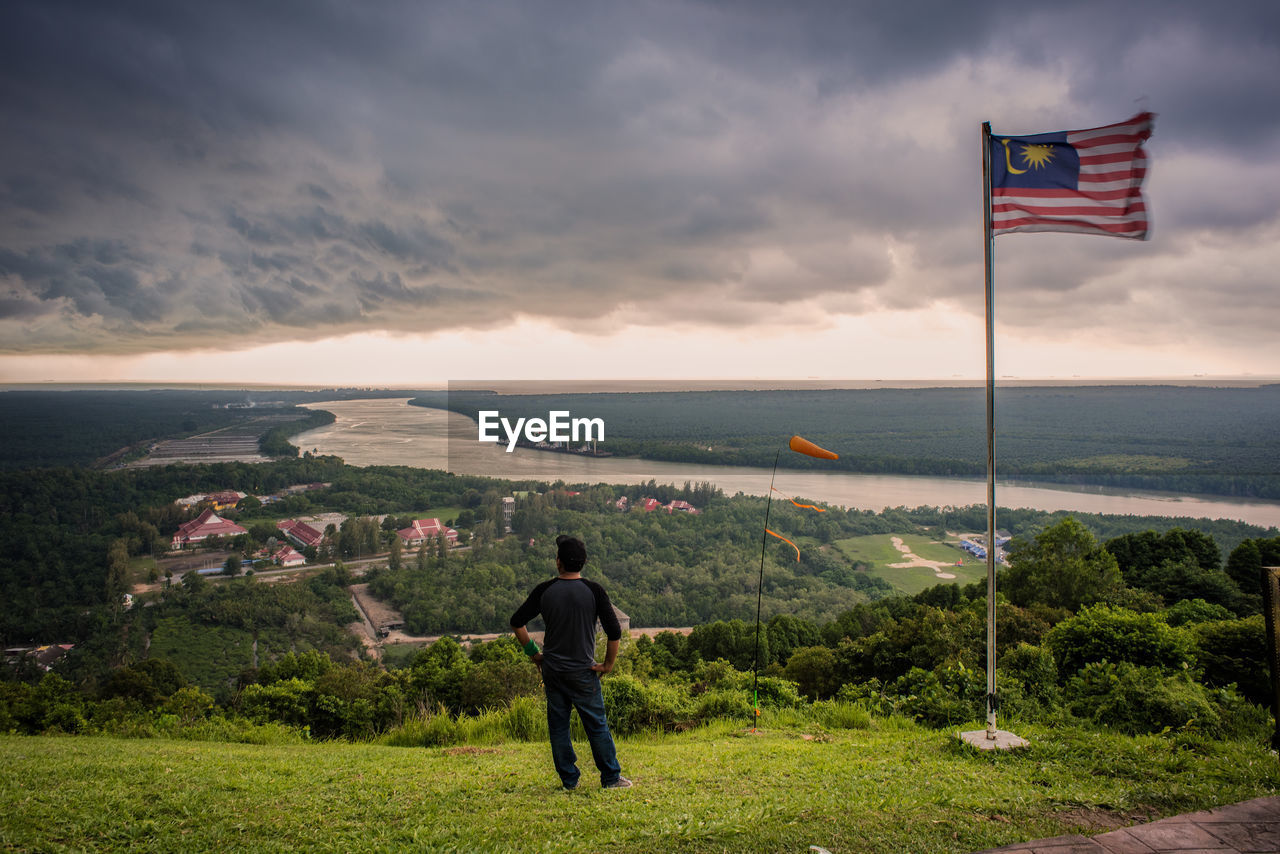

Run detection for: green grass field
[[405, 506, 464, 527], [2, 718, 1276, 853], [835, 534, 988, 596]]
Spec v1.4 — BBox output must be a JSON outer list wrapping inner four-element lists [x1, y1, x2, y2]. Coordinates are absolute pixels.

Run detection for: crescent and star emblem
[[1000, 138, 1028, 174], [999, 138, 1058, 174]]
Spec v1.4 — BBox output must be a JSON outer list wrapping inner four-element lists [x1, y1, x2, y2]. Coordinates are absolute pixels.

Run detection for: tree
[[686, 620, 766, 672], [388, 536, 403, 572], [1001, 518, 1121, 611], [766, 614, 821, 666], [1226, 538, 1263, 593], [105, 539, 130, 603], [236, 495, 262, 513], [223, 553, 242, 576], [181, 571, 208, 594], [784, 646, 839, 700], [1225, 536, 1280, 594], [1045, 604, 1195, 677], [1127, 556, 1241, 613]]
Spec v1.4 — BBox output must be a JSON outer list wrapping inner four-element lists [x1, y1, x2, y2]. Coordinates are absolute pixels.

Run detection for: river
[[294, 398, 1280, 528]]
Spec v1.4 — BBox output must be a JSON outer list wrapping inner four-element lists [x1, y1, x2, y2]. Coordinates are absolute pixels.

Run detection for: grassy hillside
[[2, 718, 1276, 853]]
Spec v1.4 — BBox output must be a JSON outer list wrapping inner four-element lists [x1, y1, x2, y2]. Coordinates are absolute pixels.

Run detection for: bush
[[693, 689, 753, 723], [1065, 662, 1221, 736], [383, 708, 459, 747], [997, 642, 1061, 715], [692, 661, 803, 711], [886, 666, 983, 728], [0, 673, 86, 734], [1191, 616, 1269, 706], [754, 675, 804, 710], [602, 675, 692, 735], [1045, 605, 1195, 676], [810, 700, 872, 730], [502, 696, 546, 742], [456, 708, 509, 745], [237, 678, 314, 727], [460, 660, 541, 713], [1208, 686, 1274, 741]]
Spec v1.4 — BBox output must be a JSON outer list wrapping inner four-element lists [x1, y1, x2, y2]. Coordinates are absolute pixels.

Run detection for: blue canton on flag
[[989, 113, 1153, 239]]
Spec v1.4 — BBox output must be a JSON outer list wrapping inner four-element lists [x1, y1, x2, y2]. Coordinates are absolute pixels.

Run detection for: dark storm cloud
[[0, 0, 1278, 355]]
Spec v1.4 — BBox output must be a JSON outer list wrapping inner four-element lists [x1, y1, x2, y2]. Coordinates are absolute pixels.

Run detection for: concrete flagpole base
[[959, 729, 1030, 751]]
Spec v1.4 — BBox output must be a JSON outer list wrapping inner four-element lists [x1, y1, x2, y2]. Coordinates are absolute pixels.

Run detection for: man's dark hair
[[556, 535, 587, 573]]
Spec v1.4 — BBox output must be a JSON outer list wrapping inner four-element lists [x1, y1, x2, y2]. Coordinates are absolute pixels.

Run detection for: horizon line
[[2, 374, 1277, 393]]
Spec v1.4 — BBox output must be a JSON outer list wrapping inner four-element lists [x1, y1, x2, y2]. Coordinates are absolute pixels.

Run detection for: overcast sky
[[1, 0, 1278, 385]]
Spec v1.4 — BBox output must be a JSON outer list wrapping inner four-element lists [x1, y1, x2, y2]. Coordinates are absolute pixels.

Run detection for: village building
[[277, 519, 325, 550], [4, 643, 74, 674], [397, 518, 459, 547], [206, 490, 246, 510], [274, 545, 306, 567], [639, 498, 661, 512], [175, 490, 250, 510], [665, 499, 699, 514], [171, 508, 248, 549], [502, 496, 515, 533]]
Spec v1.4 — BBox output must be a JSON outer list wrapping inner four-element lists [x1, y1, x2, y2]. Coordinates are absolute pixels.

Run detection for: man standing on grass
[[511, 534, 632, 790]]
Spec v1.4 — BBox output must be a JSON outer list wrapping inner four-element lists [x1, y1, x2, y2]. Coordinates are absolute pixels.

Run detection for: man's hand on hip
[[590, 661, 613, 674]]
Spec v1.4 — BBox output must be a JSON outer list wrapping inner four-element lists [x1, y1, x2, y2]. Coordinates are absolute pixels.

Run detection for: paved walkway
[[977, 796, 1280, 853]]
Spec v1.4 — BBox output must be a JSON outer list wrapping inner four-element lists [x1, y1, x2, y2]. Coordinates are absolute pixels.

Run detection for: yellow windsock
[[788, 435, 838, 460]]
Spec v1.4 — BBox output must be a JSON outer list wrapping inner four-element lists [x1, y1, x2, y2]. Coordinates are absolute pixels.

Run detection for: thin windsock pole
[[752, 436, 838, 730], [982, 120, 999, 738], [751, 448, 782, 728]]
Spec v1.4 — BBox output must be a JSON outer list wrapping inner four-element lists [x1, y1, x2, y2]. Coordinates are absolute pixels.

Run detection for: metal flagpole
[[982, 120, 999, 738], [961, 122, 1028, 751]]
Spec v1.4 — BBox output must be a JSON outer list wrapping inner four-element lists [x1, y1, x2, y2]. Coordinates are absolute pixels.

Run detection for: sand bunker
[[887, 536, 963, 579]]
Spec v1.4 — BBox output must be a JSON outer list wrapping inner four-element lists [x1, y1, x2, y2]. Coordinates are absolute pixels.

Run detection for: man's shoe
[[603, 776, 633, 789]]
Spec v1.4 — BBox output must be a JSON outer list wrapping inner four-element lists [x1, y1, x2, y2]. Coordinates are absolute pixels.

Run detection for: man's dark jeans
[[542, 667, 622, 788]]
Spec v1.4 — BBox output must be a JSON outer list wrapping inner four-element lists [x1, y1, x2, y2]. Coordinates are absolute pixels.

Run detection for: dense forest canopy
[[420, 385, 1280, 498]]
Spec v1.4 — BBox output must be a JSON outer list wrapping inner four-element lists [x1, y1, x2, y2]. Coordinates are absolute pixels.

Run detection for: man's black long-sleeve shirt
[[510, 577, 622, 672]]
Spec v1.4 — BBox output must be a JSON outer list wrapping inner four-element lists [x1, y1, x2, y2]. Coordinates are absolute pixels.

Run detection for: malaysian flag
[[989, 112, 1154, 239]]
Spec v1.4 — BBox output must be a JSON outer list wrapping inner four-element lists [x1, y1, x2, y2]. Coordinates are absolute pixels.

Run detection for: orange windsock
[[766, 528, 801, 562], [771, 487, 826, 512], [789, 435, 838, 460]]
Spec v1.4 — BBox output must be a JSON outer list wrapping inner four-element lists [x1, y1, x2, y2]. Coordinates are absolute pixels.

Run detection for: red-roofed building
[[277, 519, 325, 550], [665, 500, 700, 515], [171, 508, 248, 549], [397, 518, 459, 547], [274, 546, 306, 567], [640, 498, 661, 512]]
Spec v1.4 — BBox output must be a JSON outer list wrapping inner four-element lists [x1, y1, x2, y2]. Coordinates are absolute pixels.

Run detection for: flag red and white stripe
[[990, 112, 1153, 239]]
